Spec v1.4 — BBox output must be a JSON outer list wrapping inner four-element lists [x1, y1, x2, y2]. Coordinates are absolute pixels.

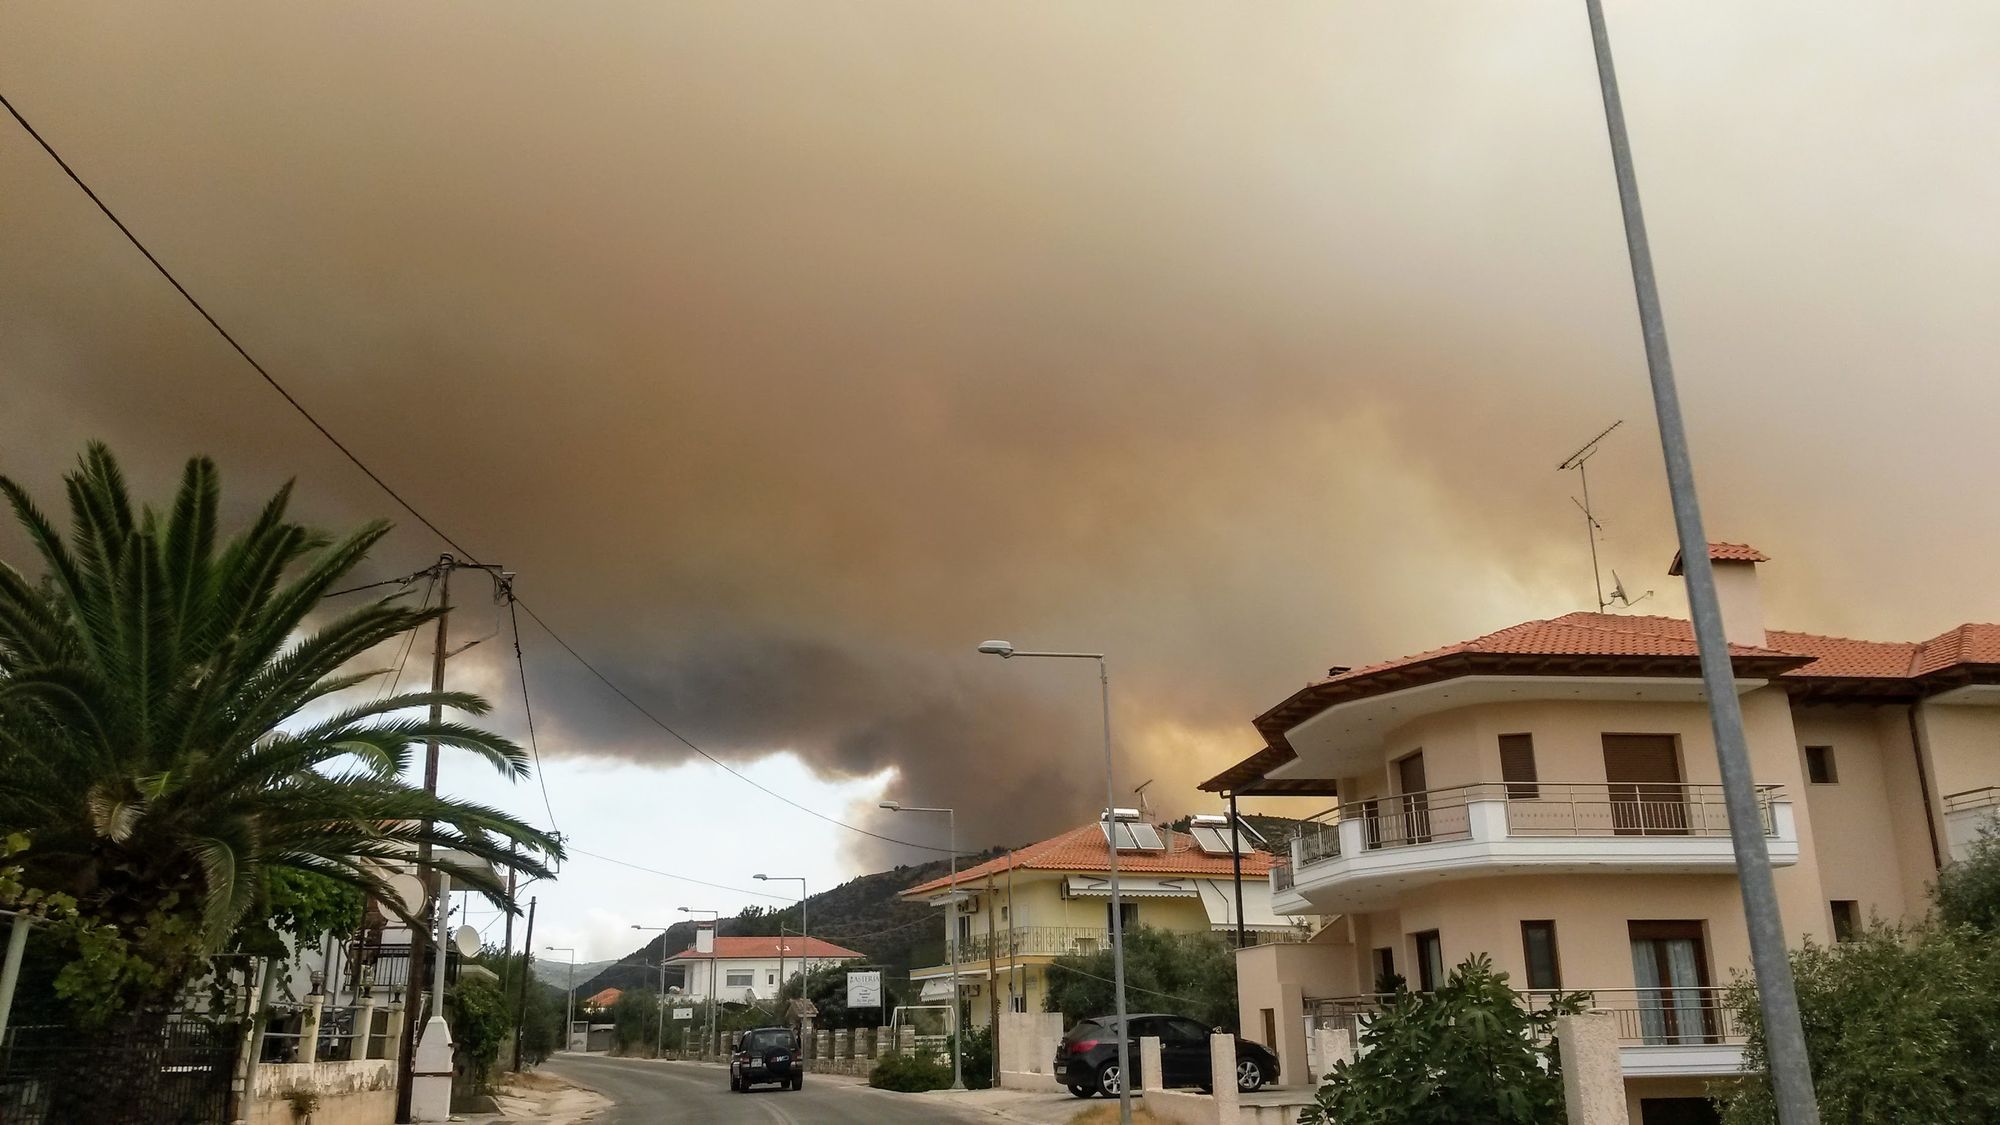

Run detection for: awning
[[1063, 875, 1197, 898], [919, 978, 954, 1001], [1196, 878, 1305, 932]]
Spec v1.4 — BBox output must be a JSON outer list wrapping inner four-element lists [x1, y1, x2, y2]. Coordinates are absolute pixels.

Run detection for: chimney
[[1669, 542, 1769, 648]]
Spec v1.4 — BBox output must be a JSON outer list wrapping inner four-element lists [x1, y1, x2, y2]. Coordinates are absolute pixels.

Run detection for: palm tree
[[0, 444, 559, 1028]]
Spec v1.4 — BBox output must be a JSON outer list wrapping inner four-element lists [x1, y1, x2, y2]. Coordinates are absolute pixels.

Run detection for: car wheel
[[791, 1076, 803, 1090], [1236, 1058, 1268, 1092], [1096, 1062, 1123, 1098], [1068, 1083, 1094, 1099]]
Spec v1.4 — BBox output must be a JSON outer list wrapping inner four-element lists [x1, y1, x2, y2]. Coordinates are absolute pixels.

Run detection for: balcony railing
[[915, 926, 1112, 967], [1285, 783, 1781, 875], [1945, 786, 2000, 815], [1271, 860, 1294, 893], [1307, 985, 1743, 1048]]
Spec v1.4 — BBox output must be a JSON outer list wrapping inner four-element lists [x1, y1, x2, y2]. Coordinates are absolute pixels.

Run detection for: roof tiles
[[901, 822, 1271, 899]]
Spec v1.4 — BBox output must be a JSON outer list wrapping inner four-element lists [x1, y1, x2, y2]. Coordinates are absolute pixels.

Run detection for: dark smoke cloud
[[3, 1, 1997, 864]]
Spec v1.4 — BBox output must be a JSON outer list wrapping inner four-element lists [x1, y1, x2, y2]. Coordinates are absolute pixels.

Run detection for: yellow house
[[898, 812, 1304, 1029], [1204, 543, 2000, 1124]]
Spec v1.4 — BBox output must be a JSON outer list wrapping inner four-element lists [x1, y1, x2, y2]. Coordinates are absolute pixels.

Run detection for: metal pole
[[429, 875, 450, 1019], [986, 871, 999, 1086], [948, 810, 964, 1090], [799, 886, 808, 981], [0, 915, 31, 1049], [658, 948, 667, 1058], [1099, 658, 1132, 1125], [1580, 3, 1818, 1121], [1229, 792, 1247, 949]]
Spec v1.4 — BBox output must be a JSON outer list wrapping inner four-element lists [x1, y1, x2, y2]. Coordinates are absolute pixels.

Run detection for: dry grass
[[1068, 1105, 1164, 1125]]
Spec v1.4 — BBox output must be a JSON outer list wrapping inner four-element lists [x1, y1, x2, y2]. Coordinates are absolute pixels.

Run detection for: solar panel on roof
[[1127, 822, 1165, 851]]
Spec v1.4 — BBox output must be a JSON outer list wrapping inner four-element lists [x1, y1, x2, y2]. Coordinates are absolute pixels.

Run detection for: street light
[[680, 907, 721, 1058], [979, 640, 1131, 1125], [544, 946, 577, 1053], [880, 801, 964, 1092], [754, 875, 809, 1007], [630, 925, 670, 1058]]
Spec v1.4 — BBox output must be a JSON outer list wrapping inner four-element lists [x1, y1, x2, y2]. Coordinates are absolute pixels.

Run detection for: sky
[[3, 2, 1997, 961]]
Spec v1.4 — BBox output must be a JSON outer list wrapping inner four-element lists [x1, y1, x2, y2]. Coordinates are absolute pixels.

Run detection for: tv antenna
[[1556, 420, 1623, 612], [1133, 778, 1155, 817]]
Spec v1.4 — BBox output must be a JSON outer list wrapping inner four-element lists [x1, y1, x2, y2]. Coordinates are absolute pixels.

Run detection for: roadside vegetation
[[1043, 926, 1238, 1031], [1718, 825, 2000, 1124]]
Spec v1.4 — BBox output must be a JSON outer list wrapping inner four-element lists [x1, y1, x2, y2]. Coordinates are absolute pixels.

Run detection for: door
[[1603, 735, 1687, 834], [1413, 930, 1444, 992], [1629, 922, 1714, 1044], [1395, 752, 1431, 844], [1158, 1017, 1212, 1087]]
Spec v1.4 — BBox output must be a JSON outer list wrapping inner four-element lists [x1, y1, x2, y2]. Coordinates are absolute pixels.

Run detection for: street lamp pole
[[1579, 4, 1819, 1122], [754, 876, 809, 990], [680, 908, 721, 1058], [978, 641, 1130, 1125], [630, 926, 669, 1058], [880, 801, 963, 1092], [545, 947, 576, 1053]]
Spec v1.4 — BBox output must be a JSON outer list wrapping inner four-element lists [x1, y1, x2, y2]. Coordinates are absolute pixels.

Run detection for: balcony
[[1308, 985, 1744, 1078], [1272, 783, 1797, 914], [1944, 787, 2000, 863], [912, 926, 1113, 970]]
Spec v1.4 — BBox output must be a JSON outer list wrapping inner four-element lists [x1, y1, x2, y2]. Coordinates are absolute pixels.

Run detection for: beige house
[[898, 811, 1305, 1029], [1203, 543, 2000, 1124]]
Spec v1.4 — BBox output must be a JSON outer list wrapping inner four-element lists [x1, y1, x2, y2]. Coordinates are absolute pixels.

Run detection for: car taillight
[[1069, 1039, 1099, 1053]]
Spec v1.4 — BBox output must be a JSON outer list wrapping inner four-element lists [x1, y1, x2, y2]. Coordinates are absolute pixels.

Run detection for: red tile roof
[[1669, 541, 1771, 575], [1203, 609, 2000, 793], [667, 936, 864, 961], [900, 822, 1272, 899]]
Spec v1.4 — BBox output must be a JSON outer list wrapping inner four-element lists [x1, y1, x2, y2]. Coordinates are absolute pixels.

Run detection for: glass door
[[1629, 922, 1713, 1044]]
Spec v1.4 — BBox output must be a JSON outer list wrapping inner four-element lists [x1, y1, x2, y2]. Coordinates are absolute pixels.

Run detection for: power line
[[1, 93, 951, 857], [506, 594, 560, 838], [564, 848, 794, 902]]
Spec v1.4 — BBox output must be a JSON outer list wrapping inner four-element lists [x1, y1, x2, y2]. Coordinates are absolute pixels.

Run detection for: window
[[725, 970, 753, 989], [1107, 901, 1140, 934], [1831, 900, 1859, 942], [956, 913, 974, 950], [1500, 733, 1539, 800], [1521, 921, 1562, 990], [1161, 1017, 1208, 1046], [1413, 931, 1444, 992], [766, 973, 776, 985], [1805, 745, 1838, 784], [1371, 947, 1397, 991], [1629, 921, 1714, 1045]]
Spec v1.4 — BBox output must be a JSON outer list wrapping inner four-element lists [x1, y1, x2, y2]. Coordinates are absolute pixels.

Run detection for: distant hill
[[572, 847, 1009, 1003], [532, 956, 618, 992]]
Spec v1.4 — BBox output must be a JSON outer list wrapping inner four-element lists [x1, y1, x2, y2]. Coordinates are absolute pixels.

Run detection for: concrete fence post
[[898, 1026, 916, 1054], [877, 1025, 891, 1059], [1208, 1032, 1241, 1125], [1557, 1013, 1629, 1125], [383, 1003, 405, 1066], [356, 994, 380, 1061], [1139, 1035, 1164, 1093], [297, 996, 323, 1065]]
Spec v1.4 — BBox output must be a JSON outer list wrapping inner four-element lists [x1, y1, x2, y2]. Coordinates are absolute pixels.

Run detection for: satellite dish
[[454, 925, 482, 957], [387, 874, 425, 915]]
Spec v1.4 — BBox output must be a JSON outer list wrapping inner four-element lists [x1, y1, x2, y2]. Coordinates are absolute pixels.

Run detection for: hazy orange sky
[[3, 3, 1996, 950]]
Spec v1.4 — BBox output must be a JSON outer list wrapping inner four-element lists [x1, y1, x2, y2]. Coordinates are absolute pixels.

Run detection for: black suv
[[729, 1027, 803, 1092], [1055, 1013, 1278, 1098]]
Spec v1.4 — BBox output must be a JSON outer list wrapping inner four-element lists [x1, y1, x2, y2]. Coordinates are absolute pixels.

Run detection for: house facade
[[898, 811, 1306, 1030], [1203, 544, 2000, 1123], [667, 936, 865, 1004]]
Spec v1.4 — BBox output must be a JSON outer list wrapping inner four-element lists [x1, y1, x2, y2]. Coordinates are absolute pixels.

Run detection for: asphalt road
[[541, 1053, 1007, 1124]]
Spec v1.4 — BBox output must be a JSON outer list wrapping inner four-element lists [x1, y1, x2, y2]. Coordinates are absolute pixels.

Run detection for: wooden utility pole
[[511, 897, 538, 1072], [397, 555, 451, 1123]]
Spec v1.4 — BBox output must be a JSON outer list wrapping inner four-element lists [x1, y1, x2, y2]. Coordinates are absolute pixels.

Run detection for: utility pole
[[985, 872, 999, 1087], [1581, 2, 1819, 1121], [511, 898, 537, 1072], [397, 554, 452, 1123]]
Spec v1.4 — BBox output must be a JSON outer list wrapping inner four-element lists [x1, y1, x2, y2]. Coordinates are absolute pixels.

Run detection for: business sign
[[673, 1007, 695, 1021], [846, 970, 882, 1008]]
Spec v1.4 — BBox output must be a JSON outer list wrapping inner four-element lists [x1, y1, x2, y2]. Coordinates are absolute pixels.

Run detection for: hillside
[[531, 956, 618, 992], [571, 847, 1008, 1002]]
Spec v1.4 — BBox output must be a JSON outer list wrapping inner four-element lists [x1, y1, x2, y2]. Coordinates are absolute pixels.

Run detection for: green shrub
[[868, 1050, 954, 1092], [949, 1025, 994, 1090]]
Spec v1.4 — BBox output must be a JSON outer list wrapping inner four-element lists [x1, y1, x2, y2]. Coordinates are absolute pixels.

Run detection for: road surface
[[541, 1053, 1014, 1124]]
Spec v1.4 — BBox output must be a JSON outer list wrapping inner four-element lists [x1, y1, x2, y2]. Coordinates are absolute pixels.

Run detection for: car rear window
[[743, 1030, 795, 1051], [1068, 1021, 1110, 1040]]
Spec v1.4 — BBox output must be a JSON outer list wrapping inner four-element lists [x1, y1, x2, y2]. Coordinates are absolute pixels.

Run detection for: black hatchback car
[[1055, 1013, 1278, 1098], [730, 1027, 803, 1092]]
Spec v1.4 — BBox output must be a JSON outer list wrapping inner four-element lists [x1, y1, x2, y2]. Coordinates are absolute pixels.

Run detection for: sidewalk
[[463, 1069, 613, 1125], [911, 1084, 1107, 1124]]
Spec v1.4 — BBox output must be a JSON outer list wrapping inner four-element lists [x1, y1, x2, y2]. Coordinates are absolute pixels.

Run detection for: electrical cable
[[506, 595, 560, 838], [0, 91, 951, 856], [564, 848, 794, 902]]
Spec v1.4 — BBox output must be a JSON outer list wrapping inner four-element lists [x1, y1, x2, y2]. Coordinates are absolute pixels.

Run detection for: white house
[[668, 936, 865, 1003]]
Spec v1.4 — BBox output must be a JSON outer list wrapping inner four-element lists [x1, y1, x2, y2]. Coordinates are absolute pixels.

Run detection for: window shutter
[[1499, 734, 1538, 799]]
